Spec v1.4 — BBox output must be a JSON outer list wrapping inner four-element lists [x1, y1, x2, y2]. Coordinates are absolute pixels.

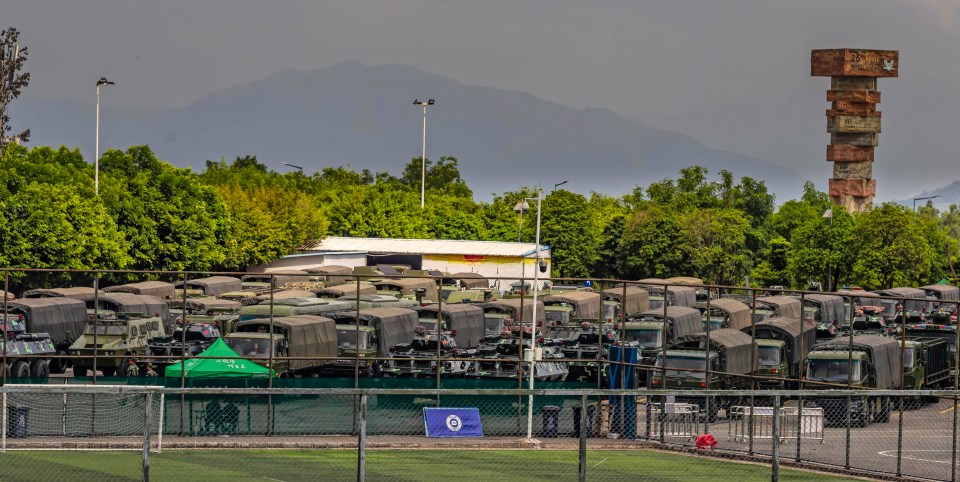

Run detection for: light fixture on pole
[[525, 189, 544, 439], [822, 208, 833, 292], [413, 98, 435, 209], [282, 162, 303, 173], [552, 180, 568, 192], [513, 201, 530, 243], [95, 77, 115, 195], [913, 195, 940, 212]]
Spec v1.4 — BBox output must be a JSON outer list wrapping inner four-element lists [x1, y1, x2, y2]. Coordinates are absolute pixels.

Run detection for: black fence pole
[[142, 392, 153, 482], [2, 270, 8, 387], [845, 295, 854, 471], [771, 394, 780, 482], [795, 292, 804, 463], [357, 393, 366, 482], [579, 393, 587, 482], [897, 298, 906, 478]]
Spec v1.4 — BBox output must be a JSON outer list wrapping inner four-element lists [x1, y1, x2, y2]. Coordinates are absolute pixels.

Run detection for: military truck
[[797, 294, 846, 338], [69, 313, 165, 377], [697, 298, 752, 332], [655, 329, 757, 420], [743, 316, 816, 389], [478, 298, 545, 343], [348, 295, 420, 310], [174, 276, 242, 299], [0, 313, 57, 379], [314, 282, 377, 300], [638, 278, 697, 308], [836, 289, 882, 325], [414, 304, 486, 349], [306, 265, 354, 285], [904, 322, 958, 370], [240, 270, 309, 290], [753, 296, 802, 323], [374, 278, 439, 303], [225, 315, 338, 377], [542, 291, 602, 330], [921, 284, 960, 324], [87, 293, 173, 332], [450, 272, 489, 290], [600, 286, 650, 322], [445, 289, 498, 304], [22, 286, 104, 302], [238, 298, 353, 322], [624, 306, 702, 385], [872, 287, 930, 322], [6, 297, 88, 373], [139, 323, 221, 376], [665, 276, 711, 302], [167, 297, 243, 333], [560, 322, 620, 384], [804, 335, 900, 426], [848, 308, 893, 336], [901, 338, 951, 407], [104, 281, 175, 300], [326, 308, 420, 376]]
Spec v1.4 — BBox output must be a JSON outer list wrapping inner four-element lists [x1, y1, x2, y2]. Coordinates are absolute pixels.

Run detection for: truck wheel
[[30, 360, 50, 379], [101, 367, 116, 377], [877, 397, 891, 423], [11, 361, 30, 379], [73, 367, 88, 377], [49, 351, 70, 374]]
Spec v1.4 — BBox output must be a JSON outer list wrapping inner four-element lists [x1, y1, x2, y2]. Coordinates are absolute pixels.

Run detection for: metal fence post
[[143, 392, 153, 482], [771, 394, 780, 482], [579, 393, 587, 482], [1, 391, 6, 452], [357, 393, 367, 482], [795, 292, 804, 463]]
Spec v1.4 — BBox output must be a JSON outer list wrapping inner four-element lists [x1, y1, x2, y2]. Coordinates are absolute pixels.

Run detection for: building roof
[[301, 237, 551, 258]]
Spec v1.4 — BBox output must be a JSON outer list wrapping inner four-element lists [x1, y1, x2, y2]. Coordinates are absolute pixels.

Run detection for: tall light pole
[[552, 180, 568, 192], [526, 189, 543, 439], [95, 77, 115, 195], [413, 98, 435, 209], [913, 195, 940, 212], [282, 162, 303, 173], [513, 201, 529, 243], [823, 208, 833, 292]]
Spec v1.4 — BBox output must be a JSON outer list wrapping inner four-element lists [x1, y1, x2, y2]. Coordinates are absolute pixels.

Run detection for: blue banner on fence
[[423, 407, 483, 437]]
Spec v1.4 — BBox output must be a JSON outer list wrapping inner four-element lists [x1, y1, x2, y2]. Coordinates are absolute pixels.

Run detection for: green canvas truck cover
[[697, 298, 752, 331], [174, 276, 242, 297], [7, 297, 87, 345], [416, 304, 486, 348], [670, 328, 756, 375], [479, 298, 546, 324], [601, 286, 650, 315], [104, 281, 175, 299], [746, 316, 816, 364], [871, 287, 928, 312], [756, 296, 802, 320], [922, 284, 960, 302], [813, 335, 901, 389], [635, 306, 702, 343], [542, 291, 602, 320], [90, 293, 173, 329], [800, 294, 846, 324], [316, 282, 377, 298], [637, 278, 697, 307], [22, 287, 105, 302], [330, 308, 420, 356]]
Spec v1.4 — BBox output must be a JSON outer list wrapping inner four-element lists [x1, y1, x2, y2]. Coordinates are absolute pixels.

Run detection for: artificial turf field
[[0, 449, 855, 481]]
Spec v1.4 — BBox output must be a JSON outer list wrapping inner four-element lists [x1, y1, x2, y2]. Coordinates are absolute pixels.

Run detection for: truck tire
[[11, 361, 30, 379], [49, 350, 69, 374], [876, 397, 891, 423], [73, 367, 88, 377], [30, 360, 50, 379], [101, 367, 116, 377]]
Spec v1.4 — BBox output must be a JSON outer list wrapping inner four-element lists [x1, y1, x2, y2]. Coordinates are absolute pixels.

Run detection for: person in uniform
[[126, 359, 140, 377], [145, 363, 158, 378]]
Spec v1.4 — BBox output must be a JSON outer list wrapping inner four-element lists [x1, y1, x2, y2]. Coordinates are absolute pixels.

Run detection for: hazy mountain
[[11, 62, 804, 200]]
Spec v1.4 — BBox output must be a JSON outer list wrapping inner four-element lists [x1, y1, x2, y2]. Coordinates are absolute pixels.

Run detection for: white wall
[[250, 253, 367, 272], [422, 254, 552, 291]]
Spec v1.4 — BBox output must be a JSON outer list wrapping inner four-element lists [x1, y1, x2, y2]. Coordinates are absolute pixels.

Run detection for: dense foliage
[[1, 144, 958, 293]]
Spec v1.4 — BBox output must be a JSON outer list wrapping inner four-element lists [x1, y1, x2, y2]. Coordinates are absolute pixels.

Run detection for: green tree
[[401, 156, 472, 198], [847, 204, 935, 289], [619, 205, 691, 279], [681, 208, 749, 285], [0, 28, 30, 155]]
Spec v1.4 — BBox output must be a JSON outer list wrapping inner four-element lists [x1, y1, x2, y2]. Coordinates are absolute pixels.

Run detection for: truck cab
[[756, 339, 789, 388], [69, 313, 165, 377]]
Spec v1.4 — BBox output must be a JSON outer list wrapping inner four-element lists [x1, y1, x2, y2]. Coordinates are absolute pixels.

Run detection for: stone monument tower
[[811, 49, 898, 212]]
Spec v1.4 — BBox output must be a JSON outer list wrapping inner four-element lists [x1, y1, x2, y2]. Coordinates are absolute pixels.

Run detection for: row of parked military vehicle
[[1, 269, 957, 425]]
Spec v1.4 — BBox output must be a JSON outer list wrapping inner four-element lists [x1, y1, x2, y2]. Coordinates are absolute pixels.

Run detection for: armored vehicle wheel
[[73, 367, 88, 377], [49, 351, 69, 374], [11, 361, 30, 379], [30, 360, 50, 379]]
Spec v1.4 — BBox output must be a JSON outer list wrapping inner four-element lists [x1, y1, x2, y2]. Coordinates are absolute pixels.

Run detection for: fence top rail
[[2, 385, 960, 399]]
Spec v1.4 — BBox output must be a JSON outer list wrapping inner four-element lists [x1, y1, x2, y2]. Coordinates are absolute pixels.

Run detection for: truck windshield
[[902, 347, 915, 370], [84, 325, 125, 336], [806, 359, 862, 382], [803, 306, 822, 323], [658, 355, 706, 379], [226, 338, 271, 358], [878, 299, 899, 318], [337, 329, 369, 351], [701, 317, 725, 331], [544, 310, 570, 324], [758, 346, 781, 366], [418, 320, 440, 333], [625, 329, 661, 349], [601, 303, 618, 321], [484, 316, 505, 335], [649, 296, 665, 309], [753, 308, 775, 323]]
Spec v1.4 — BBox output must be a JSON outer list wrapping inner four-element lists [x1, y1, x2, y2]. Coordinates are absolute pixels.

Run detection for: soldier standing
[[145, 363, 158, 378], [126, 359, 140, 377]]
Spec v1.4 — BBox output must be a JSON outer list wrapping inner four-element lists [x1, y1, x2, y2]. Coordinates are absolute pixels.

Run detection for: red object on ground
[[696, 434, 718, 450]]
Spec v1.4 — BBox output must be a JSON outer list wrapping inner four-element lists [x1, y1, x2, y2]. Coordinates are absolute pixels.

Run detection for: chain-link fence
[[1, 385, 959, 481]]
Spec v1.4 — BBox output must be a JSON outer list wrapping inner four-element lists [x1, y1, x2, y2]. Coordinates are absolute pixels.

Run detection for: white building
[[255, 237, 551, 290]]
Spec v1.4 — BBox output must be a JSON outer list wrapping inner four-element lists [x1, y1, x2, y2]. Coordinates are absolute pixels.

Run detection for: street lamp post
[[525, 190, 543, 439], [553, 180, 569, 192], [282, 162, 303, 173], [95, 77, 115, 195], [513, 201, 530, 243], [913, 195, 940, 212], [413, 99, 435, 209]]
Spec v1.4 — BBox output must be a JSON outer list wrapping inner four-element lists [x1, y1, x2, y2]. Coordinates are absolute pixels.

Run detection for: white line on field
[[877, 450, 954, 464], [592, 458, 607, 468], [261, 477, 286, 482]]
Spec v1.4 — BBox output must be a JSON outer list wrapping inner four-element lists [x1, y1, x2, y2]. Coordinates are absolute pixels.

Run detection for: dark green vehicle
[[804, 335, 900, 426], [104, 281, 175, 300], [654, 328, 757, 420], [167, 297, 243, 333], [600, 286, 650, 322], [753, 296, 802, 323], [697, 298, 752, 332], [238, 298, 353, 322], [542, 291, 602, 332], [174, 276, 242, 299], [478, 298, 545, 343], [638, 278, 697, 308], [901, 338, 951, 406], [225, 315, 338, 377], [7, 297, 89, 374], [69, 313, 166, 377], [742, 316, 816, 389], [624, 306, 701, 386]]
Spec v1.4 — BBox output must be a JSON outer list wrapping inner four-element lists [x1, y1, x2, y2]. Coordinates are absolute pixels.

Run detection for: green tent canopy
[[165, 338, 273, 378]]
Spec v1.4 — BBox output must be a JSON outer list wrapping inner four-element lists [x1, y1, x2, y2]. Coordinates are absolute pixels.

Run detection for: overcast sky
[[8, 0, 960, 197]]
